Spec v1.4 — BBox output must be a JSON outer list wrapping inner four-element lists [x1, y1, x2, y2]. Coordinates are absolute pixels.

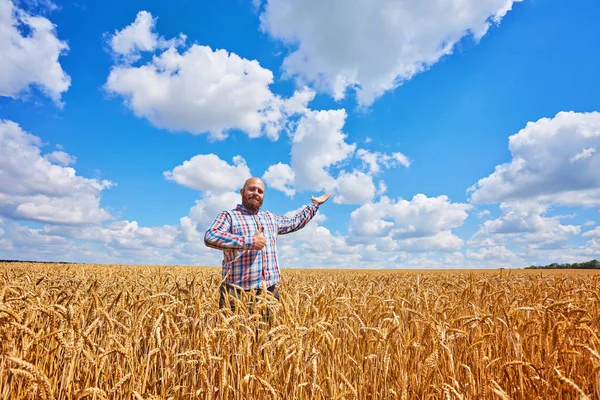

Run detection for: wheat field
[[0, 262, 599, 399]]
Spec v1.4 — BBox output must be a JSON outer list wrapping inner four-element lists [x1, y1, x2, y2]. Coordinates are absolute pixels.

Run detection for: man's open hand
[[250, 226, 267, 250], [311, 193, 331, 205]]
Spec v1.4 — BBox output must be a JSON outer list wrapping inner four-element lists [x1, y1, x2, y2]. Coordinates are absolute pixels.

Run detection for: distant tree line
[[0, 259, 74, 264], [525, 259, 600, 269]]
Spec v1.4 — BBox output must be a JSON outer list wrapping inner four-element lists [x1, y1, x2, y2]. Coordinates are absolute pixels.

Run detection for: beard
[[242, 195, 263, 212]]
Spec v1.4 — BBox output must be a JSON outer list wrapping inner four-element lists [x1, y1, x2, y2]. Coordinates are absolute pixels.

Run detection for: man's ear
[[240, 188, 244, 196]]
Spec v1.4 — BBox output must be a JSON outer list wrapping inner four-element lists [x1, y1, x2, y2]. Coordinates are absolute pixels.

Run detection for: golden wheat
[[0, 263, 599, 399]]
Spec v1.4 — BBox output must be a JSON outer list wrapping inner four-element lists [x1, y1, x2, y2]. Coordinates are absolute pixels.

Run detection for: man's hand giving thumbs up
[[250, 226, 267, 250]]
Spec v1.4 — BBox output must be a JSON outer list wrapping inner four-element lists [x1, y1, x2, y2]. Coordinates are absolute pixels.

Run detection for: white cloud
[[0, 120, 113, 225], [109, 10, 186, 63], [465, 245, 519, 261], [584, 220, 596, 227], [290, 109, 355, 191], [0, 0, 70, 104], [332, 170, 376, 204], [45, 220, 178, 250], [259, 0, 522, 105], [164, 154, 251, 193], [7, 223, 65, 248], [11, 196, 110, 226], [476, 202, 548, 235], [186, 191, 240, 231], [105, 11, 313, 140], [263, 108, 411, 204], [0, 219, 214, 266], [262, 163, 295, 197], [0, 219, 9, 250], [395, 231, 464, 253], [518, 245, 597, 266], [477, 209, 491, 219], [471, 202, 581, 250], [349, 194, 471, 241], [44, 150, 76, 166], [278, 210, 362, 268], [570, 147, 596, 163], [356, 149, 410, 174], [107, 221, 178, 250], [468, 236, 505, 248], [287, 108, 383, 204], [347, 194, 471, 254], [582, 226, 600, 238], [444, 252, 465, 266], [376, 181, 387, 197], [179, 191, 240, 243], [469, 111, 600, 206], [579, 239, 600, 257]]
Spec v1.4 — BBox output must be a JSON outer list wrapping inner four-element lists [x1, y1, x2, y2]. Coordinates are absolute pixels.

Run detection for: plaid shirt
[[204, 202, 320, 290]]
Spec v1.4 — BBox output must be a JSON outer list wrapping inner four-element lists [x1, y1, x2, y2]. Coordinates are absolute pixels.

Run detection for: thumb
[[260, 226, 265, 233]]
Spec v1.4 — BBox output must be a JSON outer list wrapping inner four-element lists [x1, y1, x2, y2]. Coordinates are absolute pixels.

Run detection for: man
[[204, 177, 330, 316]]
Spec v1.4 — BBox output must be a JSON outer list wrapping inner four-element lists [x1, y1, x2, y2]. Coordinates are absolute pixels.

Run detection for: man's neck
[[239, 203, 260, 214]]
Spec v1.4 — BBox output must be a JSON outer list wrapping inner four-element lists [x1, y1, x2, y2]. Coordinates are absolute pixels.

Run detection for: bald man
[[204, 177, 330, 316]]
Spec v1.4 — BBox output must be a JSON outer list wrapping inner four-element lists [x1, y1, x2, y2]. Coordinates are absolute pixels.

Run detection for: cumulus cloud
[[444, 252, 465, 266], [48, 220, 179, 250], [356, 149, 410, 174], [290, 109, 355, 190], [396, 231, 464, 253], [105, 11, 313, 140], [0, 120, 113, 225], [582, 226, 600, 238], [277, 210, 362, 268], [0, 0, 70, 104], [465, 245, 519, 261], [477, 209, 491, 219], [109, 10, 186, 63], [287, 108, 382, 204], [347, 194, 471, 254], [164, 154, 251, 193], [570, 147, 596, 163], [349, 194, 471, 241], [7, 222, 67, 247], [0, 219, 218, 266], [179, 191, 240, 243], [471, 202, 581, 250], [469, 111, 600, 206], [261, 107, 410, 203], [259, 0, 522, 105], [44, 150, 76, 166], [579, 239, 600, 257], [332, 171, 376, 205], [262, 163, 295, 197]]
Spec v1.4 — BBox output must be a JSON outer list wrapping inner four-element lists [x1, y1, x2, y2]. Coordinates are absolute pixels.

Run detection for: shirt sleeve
[[204, 211, 253, 250], [274, 203, 319, 235]]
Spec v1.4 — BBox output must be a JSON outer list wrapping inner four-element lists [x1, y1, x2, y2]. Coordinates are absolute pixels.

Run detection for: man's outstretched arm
[[204, 212, 256, 250], [276, 193, 331, 235]]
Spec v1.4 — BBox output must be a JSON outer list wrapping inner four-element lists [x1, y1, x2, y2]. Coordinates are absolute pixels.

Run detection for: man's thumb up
[[251, 226, 267, 250]]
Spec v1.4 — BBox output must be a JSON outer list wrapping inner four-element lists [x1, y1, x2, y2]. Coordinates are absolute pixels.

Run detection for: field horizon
[[0, 259, 539, 272]]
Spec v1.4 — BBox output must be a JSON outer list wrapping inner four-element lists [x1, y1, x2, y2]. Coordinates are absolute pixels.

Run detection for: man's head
[[240, 177, 265, 213]]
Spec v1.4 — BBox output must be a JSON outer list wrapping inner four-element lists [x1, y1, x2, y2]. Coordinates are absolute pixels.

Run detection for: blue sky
[[1, 0, 599, 268]]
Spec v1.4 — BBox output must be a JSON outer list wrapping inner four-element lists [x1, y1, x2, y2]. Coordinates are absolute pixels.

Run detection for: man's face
[[241, 179, 264, 212]]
